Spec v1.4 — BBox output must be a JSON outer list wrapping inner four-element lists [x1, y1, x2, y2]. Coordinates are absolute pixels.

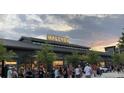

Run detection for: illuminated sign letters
[[47, 34, 69, 43]]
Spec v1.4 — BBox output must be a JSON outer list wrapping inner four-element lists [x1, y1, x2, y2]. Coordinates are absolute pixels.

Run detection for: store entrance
[[53, 60, 64, 68]]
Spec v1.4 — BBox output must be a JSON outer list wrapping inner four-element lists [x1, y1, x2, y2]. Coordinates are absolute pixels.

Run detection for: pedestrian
[[78, 64, 83, 77], [96, 67, 102, 76], [4, 65, 8, 78], [67, 64, 73, 78], [7, 67, 13, 78], [59, 67, 64, 78], [84, 63, 92, 78], [92, 64, 97, 77], [12, 67, 18, 78], [72, 68, 75, 78], [38, 67, 44, 78], [54, 67, 60, 78], [18, 68, 25, 78], [117, 66, 121, 74], [33, 68, 39, 78], [109, 65, 112, 72], [63, 67, 68, 78], [25, 68, 33, 78], [74, 65, 81, 78], [51, 67, 55, 78]]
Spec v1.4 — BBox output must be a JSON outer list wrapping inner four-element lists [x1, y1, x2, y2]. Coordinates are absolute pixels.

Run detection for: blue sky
[[0, 14, 123, 51]]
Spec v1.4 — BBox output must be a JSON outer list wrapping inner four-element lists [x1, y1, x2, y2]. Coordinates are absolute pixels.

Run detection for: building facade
[[0, 36, 112, 68]]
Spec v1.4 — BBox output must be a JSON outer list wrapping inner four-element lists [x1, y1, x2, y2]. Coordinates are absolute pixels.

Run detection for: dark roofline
[[104, 46, 116, 49], [89, 50, 112, 56], [19, 36, 90, 49], [0, 38, 89, 54], [0, 38, 40, 50]]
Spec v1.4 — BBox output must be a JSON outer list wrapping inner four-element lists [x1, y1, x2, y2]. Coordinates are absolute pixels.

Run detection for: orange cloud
[[91, 37, 119, 51], [91, 37, 119, 47]]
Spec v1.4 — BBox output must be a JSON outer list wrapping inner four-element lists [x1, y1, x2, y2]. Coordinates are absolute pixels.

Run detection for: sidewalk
[[81, 72, 124, 78], [100, 72, 124, 78]]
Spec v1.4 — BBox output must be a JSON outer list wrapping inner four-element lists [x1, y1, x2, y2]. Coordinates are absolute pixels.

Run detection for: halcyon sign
[[47, 34, 69, 43]]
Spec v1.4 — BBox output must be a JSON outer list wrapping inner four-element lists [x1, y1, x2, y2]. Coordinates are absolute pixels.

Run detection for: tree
[[0, 43, 7, 59], [118, 32, 124, 48], [36, 44, 57, 70], [112, 53, 124, 64], [0, 43, 16, 61], [0, 43, 7, 77], [6, 50, 17, 61], [112, 54, 120, 64], [87, 51, 101, 65], [119, 53, 124, 64], [65, 52, 81, 66], [0, 42, 16, 77], [80, 54, 89, 62]]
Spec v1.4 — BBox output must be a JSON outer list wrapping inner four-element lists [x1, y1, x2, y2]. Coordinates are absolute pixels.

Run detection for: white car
[[99, 67, 108, 73]]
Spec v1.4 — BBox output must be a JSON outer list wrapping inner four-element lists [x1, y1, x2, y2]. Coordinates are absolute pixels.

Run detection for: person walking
[[84, 63, 92, 78]]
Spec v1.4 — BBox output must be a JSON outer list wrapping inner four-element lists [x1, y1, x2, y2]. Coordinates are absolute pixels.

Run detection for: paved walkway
[[100, 72, 124, 78], [82, 72, 124, 78]]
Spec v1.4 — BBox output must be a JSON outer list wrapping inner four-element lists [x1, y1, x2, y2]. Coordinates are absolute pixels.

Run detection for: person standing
[[92, 64, 97, 77], [51, 67, 55, 78], [32, 68, 39, 78], [117, 65, 121, 74], [74, 65, 82, 78], [25, 68, 33, 78], [63, 67, 68, 78], [39, 67, 44, 78], [84, 63, 92, 78], [96, 67, 102, 77], [59, 67, 64, 78], [19, 68, 25, 78], [54, 67, 60, 78], [67, 65, 73, 78], [7, 67, 13, 78], [78, 65, 83, 77], [4, 65, 8, 78], [12, 67, 18, 78]]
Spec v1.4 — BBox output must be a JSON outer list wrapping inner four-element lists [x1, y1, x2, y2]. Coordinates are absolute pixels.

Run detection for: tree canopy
[[0, 43, 7, 61], [0, 42, 16, 61], [112, 53, 124, 64], [36, 44, 57, 65], [65, 51, 102, 65], [65, 52, 81, 66], [86, 51, 102, 64], [118, 32, 124, 48]]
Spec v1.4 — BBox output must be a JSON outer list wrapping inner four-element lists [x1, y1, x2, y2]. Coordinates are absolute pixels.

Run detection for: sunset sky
[[0, 14, 123, 51]]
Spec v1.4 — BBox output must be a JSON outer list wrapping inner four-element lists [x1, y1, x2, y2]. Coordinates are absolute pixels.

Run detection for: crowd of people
[[1, 63, 124, 78], [0, 63, 99, 78], [109, 64, 124, 73]]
